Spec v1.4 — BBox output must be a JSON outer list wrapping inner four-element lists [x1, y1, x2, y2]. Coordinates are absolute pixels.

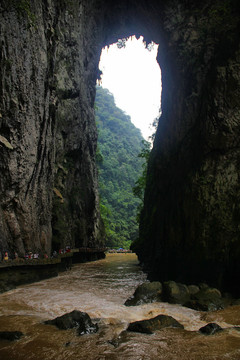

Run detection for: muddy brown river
[[0, 253, 240, 359]]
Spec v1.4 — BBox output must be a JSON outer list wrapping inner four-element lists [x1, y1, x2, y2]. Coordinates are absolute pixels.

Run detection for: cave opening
[[95, 35, 162, 250], [98, 35, 162, 141]]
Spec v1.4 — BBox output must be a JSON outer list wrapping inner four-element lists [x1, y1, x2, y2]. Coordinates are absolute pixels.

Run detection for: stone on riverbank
[[163, 281, 190, 304], [163, 281, 226, 311], [124, 281, 162, 306], [199, 323, 223, 335], [127, 315, 184, 334], [0, 331, 24, 341], [125, 280, 233, 311], [188, 285, 200, 295], [184, 287, 224, 311], [44, 310, 98, 335]]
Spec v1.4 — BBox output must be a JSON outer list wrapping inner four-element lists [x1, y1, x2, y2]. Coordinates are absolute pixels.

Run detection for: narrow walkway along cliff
[[0, 0, 240, 295]]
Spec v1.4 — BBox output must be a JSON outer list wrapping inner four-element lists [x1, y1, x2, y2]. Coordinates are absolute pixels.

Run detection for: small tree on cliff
[[132, 139, 151, 222]]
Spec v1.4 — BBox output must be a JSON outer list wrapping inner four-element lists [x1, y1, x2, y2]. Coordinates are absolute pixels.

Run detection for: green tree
[[132, 140, 151, 222], [95, 86, 144, 249]]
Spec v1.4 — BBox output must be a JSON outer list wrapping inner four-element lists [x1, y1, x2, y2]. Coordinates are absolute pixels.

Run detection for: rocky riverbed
[[0, 254, 239, 360]]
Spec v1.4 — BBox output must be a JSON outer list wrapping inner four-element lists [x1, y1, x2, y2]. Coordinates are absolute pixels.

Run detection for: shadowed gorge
[[0, 0, 240, 298]]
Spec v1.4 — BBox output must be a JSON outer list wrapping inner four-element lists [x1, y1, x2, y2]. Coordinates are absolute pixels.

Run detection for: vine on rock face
[[7, 0, 36, 27], [132, 139, 151, 223]]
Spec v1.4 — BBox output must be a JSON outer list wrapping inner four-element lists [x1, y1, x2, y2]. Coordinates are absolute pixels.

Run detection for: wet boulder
[[199, 283, 209, 291], [124, 281, 162, 306], [184, 287, 224, 311], [163, 281, 190, 305], [188, 285, 200, 296], [44, 310, 98, 335], [127, 315, 184, 334], [199, 323, 223, 335], [0, 331, 24, 341]]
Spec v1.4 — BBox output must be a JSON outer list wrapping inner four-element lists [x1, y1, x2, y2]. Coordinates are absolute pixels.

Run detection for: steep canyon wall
[[137, 0, 240, 295], [0, 0, 105, 256]]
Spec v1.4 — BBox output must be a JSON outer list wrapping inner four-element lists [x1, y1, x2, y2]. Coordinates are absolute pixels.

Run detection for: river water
[[0, 253, 240, 360]]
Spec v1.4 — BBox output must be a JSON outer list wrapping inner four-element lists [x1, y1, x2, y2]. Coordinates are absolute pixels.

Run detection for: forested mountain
[[95, 86, 144, 249]]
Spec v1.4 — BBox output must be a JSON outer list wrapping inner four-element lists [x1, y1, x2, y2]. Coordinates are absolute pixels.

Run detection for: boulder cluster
[[123, 281, 240, 335], [125, 280, 239, 311], [1, 307, 239, 343]]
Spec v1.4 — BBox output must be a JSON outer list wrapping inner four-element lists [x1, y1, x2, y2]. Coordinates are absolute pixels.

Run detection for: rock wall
[[137, 0, 240, 296], [0, 0, 105, 257]]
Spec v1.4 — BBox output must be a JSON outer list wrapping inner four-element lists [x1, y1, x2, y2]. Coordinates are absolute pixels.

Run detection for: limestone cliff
[[137, 0, 240, 296], [0, 0, 105, 256]]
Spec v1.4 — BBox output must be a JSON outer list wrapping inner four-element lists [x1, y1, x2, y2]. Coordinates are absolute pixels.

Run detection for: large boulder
[[44, 310, 98, 335], [125, 281, 162, 306], [127, 315, 184, 334], [184, 287, 225, 311], [199, 323, 223, 335], [0, 331, 23, 341], [188, 285, 200, 296], [163, 281, 190, 305]]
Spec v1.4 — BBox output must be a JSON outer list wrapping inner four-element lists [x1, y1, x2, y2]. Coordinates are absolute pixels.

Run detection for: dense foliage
[[95, 86, 144, 249], [132, 139, 151, 222]]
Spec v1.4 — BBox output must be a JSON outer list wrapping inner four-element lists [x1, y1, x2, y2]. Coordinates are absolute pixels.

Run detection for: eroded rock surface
[[0, 0, 105, 256], [135, 1, 240, 297]]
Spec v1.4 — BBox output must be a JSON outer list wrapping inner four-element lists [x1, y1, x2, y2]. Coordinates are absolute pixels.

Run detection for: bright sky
[[98, 36, 162, 140]]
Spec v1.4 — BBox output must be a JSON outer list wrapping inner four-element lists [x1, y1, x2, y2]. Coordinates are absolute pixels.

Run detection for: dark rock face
[[0, 0, 240, 296], [127, 315, 184, 334], [125, 281, 162, 306], [0, 0, 105, 256], [135, 1, 240, 297], [0, 331, 23, 341], [199, 323, 223, 335], [44, 310, 98, 335]]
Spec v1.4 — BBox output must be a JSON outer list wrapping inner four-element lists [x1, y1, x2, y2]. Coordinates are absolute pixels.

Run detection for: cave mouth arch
[[95, 35, 162, 250], [98, 35, 162, 141]]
